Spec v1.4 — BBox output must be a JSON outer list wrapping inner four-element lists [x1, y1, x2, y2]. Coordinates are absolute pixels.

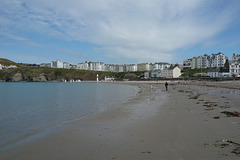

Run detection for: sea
[[0, 82, 139, 152]]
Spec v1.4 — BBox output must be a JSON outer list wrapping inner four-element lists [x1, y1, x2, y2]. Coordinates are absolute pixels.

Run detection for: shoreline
[[1, 79, 240, 90], [0, 82, 141, 153], [0, 81, 240, 159]]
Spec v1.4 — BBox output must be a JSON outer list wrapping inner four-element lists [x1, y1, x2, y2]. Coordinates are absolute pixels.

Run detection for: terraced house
[[230, 60, 240, 77], [187, 52, 227, 69]]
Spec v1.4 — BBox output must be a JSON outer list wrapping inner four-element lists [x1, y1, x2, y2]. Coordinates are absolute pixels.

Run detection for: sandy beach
[[0, 81, 240, 160]]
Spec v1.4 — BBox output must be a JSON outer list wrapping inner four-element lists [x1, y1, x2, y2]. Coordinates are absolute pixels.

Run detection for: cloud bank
[[1, 0, 240, 63]]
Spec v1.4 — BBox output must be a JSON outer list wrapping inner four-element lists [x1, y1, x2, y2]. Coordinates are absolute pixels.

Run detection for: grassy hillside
[[181, 68, 210, 78], [0, 58, 19, 66], [0, 67, 143, 82]]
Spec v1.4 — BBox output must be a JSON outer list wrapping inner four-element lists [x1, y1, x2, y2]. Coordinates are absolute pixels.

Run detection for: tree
[[224, 59, 229, 70]]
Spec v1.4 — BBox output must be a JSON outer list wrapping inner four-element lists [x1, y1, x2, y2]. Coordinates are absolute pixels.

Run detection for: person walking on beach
[[150, 84, 152, 89], [165, 82, 168, 91]]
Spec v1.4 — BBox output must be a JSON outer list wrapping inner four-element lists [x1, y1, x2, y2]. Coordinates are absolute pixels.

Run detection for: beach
[[0, 81, 240, 160]]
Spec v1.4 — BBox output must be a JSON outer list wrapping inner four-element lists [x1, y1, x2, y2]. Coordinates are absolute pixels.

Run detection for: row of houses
[[183, 52, 227, 69], [41, 60, 172, 73], [207, 53, 240, 77], [39, 60, 181, 78], [0, 64, 18, 70], [1, 59, 181, 78], [183, 53, 240, 77]]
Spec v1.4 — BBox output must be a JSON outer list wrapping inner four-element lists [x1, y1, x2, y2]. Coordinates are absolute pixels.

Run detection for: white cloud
[[1, 0, 240, 63]]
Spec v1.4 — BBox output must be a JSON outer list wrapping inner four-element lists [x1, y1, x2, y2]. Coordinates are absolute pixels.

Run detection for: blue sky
[[1, 0, 240, 65]]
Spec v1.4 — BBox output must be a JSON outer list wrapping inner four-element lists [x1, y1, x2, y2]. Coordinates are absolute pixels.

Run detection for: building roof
[[154, 62, 170, 65]]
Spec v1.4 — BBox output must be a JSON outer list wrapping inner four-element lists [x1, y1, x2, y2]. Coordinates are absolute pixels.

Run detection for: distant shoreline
[[1, 79, 240, 89]]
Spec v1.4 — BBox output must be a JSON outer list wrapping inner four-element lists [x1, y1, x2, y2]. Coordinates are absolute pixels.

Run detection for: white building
[[77, 62, 89, 70], [191, 56, 202, 69], [89, 62, 104, 71], [209, 52, 226, 68], [116, 65, 124, 72], [202, 54, 210, 68], [40, 63, 51, 68], [63, 62, 71, 69], [144, 72, 150, 79], [152, 62, 170, 71], [208, 68, 220, 77], [208, 68, 231, 77], [137, 63, 150, 71], [105, 76, 115, 81], [124, 64, 137, 72], [183, 59, 192, 69], [104, 64, 116, 72], [0, 64, 3, 69], [70, 64, 77, 69], [149, 63, 154, 71], [232, 53, 240, 61], [162, 66, 181, 78], [51, 60, 64, 68], [151, 70, 162, 78], [191, 53, 227, 69], [5, 65, 17, 69], [230, 60, 240, 77]]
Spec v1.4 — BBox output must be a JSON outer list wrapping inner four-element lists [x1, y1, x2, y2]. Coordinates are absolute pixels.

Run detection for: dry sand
[[0, 81, 240, 160]]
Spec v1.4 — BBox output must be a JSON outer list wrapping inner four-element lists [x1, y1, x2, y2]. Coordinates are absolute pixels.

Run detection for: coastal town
[[2, 1, 240, 160], [1, 52, 240, 79]]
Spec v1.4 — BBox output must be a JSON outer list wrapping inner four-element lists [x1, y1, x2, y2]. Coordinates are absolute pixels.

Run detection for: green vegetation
[[0, 67, 144, 82], [181, 68, 210, 78], [0, 58, 19, 66]]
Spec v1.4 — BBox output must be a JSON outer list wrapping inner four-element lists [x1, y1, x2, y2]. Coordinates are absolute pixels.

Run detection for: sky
[[1, 0, 240, 65]]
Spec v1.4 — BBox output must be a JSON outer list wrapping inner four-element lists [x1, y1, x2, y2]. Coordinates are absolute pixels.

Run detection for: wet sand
[[0, 81, 240, 160]]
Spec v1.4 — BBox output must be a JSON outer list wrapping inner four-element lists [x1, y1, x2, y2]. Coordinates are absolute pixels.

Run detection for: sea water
[[0, 82, 138, 151]]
